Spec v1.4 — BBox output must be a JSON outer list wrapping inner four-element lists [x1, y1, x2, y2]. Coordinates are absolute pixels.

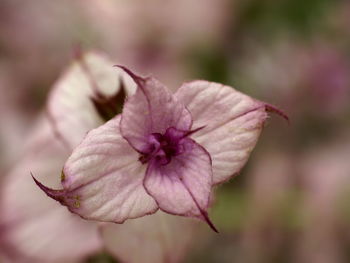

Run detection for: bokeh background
[[0, 0, 350, 262]]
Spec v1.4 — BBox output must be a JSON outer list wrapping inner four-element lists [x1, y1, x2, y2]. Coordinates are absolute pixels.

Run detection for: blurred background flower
[[0, 0, 349, 262]]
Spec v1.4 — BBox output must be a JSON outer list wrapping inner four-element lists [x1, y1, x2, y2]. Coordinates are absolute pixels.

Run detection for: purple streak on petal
[[264, 104, 290, 124], [195, 104, 265, 136], [175, 80, 271, 185], [181, 181, 218, 233], [31, 173, 66, 205], [183, 125, 206, 138], [143, 136, 215, 231]]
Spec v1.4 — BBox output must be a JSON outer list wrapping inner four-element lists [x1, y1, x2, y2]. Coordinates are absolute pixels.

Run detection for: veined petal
[[143, 138, 216, 231], [101, 212, 198, 263], [119, 66, 192, 153], [48, 51, 137, 148], [51, 116, 158, 223], [0, 118, 102, 262], [175, 81, 268, 185]]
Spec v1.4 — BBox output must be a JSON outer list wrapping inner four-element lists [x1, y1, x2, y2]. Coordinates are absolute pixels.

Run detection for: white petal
[[0, 118, 102, 262], [48, 51, 137, 148], [175, 81, 267, 184], [61, 116, 158, 223], [143, 138, 217, 231]]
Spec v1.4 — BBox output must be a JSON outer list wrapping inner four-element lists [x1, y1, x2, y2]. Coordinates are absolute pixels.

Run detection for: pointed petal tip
[[265, 104, 290, 124], [113, 65, 146, 86], [201, 211, 219, 233], [31, 172, 66, 204]]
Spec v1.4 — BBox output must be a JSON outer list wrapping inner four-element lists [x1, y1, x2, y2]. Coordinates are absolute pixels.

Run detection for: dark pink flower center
[[139, 127, 188, 165]]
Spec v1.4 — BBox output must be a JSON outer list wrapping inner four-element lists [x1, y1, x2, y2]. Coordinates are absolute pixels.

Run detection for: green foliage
[[85, 252, 118, 263], [212, 188, 248, 231], [186, 45, 230, 84], [236, 0, 340, 36]]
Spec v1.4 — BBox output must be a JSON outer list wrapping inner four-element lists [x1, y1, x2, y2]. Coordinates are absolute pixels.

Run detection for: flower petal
[[52, 115, 158, 223], [119, 66, 192, 153], [143, 138, 216, 231], [101, 212, 198, 263], [48, 51, 137, 149], [175, 81, 268, 184], [0, 118, 102, 262]]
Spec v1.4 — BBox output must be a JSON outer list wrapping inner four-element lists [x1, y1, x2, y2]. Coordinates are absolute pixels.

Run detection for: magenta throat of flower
[[139, 126, 204, 165]]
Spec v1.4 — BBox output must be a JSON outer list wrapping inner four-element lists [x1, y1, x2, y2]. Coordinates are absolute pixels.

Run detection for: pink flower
[[35, 63, 285, 232], [0, 51, 197, 263], [0, 117, 102, 262]]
